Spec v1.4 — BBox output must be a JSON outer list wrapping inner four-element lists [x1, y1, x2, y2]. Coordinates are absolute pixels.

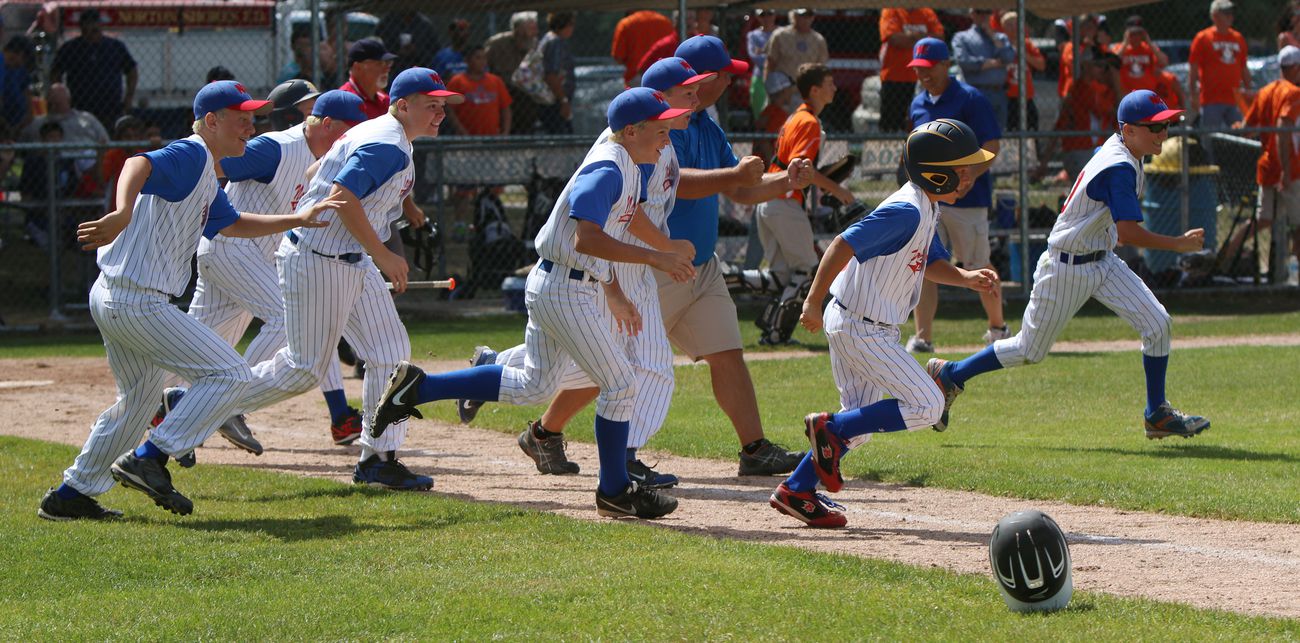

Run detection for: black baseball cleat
[[372, 361, 426, 438], [37, 488, 123, 522], [216, 414, 263, 455], [352, 452, 434, 491], [110, 452, 193, 516], [738, 439, 806, 476], [627, 458, 678, 489], [595, 482, 678, 519]]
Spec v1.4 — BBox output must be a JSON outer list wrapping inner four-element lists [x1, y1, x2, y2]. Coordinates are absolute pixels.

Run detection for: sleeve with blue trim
[[138, 140, 205, 202], [840, 201, 922, 262], [334, 143, 409, 200], [220, 135, 282, 184], [204, 188, 241, 239], [1085, 163, 1143, 222], [926, 231, 951, 264], [569, 161, 623, 226]]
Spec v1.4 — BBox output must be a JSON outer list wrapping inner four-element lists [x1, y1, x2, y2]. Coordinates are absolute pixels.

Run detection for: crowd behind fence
[[0, 1, 1297, 327]]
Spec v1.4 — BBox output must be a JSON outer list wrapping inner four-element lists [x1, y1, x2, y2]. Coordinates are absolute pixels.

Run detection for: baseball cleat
[[1144, 403, 1210, 439], [517, 421, 580, 475], [769, 483, 847, 528], [805, 412, 845, 493], [352, 452, 433, 491], [457, 345, 497, 424], [595, 482, 678, 519], [176, 450, 197, 468], [905, 335, 935, 354], [216, 414, 263, 455], [150, 387, 186, 428], [627, 458, 678, 489], [925, 358, 964, 432], [330, 408, 364, 445], [982, 325, 1010, 344], [738, 438, 806, 476], [110, 452, 193, 516], [372, 361, 425, 438], [37, 487, 123, 522]]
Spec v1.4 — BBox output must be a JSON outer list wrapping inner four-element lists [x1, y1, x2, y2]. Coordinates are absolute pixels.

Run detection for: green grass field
[[5, 438, 1298, 639]]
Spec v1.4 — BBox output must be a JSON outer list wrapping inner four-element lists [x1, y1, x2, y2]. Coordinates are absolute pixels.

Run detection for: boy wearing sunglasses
[[926, 89, 1212, 440]]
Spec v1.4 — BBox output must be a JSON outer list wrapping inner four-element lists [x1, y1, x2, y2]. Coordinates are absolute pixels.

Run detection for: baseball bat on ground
[[388, 278, 456, 291]]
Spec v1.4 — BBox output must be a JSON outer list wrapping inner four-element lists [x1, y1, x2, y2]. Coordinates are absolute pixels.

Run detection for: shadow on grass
[[942, 442, 1300, 463], [176, 509, 523, 542]]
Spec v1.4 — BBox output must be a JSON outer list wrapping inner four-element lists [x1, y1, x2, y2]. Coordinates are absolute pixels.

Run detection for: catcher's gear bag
[[818, 154, 859, 208], [756, 273, 812, 345], [399, 221, 441, 280]]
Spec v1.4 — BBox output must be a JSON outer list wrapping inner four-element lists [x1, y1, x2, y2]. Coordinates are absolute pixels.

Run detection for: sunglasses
[[1128, 121, 1170, 133]]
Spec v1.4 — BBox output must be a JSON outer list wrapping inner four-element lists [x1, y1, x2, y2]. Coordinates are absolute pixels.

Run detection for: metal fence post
[[309, 0, 321, 90], [432, 140, 447, 276], [1016, 0, 1030, 296], [45, 147, 63, 321]]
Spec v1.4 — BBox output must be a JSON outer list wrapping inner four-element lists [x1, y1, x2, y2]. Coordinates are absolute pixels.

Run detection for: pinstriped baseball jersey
[[830, 183, 941, 325], [97, 135, 223, 299], [592, 128, 678, 300], [294, 114, 413, 255], [201, 124, 315, 260], [1049, 134, 1144, 254], [535, 141, 642, 283]]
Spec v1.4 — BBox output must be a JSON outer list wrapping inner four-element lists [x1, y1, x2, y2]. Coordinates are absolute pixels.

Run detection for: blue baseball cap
[[608, 87, 692, 132], [1117, 89, 1183, 124], [311, 90, 368, 125], [908, 37, 950, 68], [193, 80, 272, 119], [642, 57, 715, 91], [388, 67, 465, 104], [674, 35, 749, 75]]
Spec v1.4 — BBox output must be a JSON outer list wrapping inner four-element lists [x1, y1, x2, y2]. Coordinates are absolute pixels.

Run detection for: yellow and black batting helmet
[[903, 119, 997, 195]]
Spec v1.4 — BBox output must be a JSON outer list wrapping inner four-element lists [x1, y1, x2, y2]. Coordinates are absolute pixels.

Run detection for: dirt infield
[[5, 351, 1300, 620]]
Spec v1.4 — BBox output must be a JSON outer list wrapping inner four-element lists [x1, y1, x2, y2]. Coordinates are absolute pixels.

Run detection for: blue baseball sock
[[134, 440, 166, 461], [626, 447, 637, 461], [416, 365, 504, 404], [948, 345, 1004, 388], [322, 389, 351, 423], [55, 483, 84, 500], [831, 400, 907, 440], [1143, 354, 1168, 416], [595, 415, 631, 497], [783, 452, 821, 493]]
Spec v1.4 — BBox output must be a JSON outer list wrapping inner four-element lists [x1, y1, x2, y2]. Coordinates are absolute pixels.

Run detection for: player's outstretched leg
[[457, 345, 498, 424]]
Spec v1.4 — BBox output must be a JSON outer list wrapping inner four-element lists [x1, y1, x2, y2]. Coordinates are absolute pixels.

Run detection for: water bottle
[[1288, 255, 1299, 287]]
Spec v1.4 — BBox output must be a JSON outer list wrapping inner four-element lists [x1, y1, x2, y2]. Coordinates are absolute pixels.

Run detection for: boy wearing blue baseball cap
[[929, 89, 1211, 441], [44, 81, 340, 520], [372, 87, 698, 519]]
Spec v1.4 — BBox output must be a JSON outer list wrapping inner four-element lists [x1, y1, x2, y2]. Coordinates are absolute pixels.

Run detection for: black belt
[[286, 230, 362, 264], [539, 259, 595, 282], [1057, 250, 1106, 265], [833, 298, 884, 325]]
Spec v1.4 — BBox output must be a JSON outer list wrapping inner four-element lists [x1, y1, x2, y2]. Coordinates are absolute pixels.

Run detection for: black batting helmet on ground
[[989, 509, 1073, 613], [904, 119, 996, 195]]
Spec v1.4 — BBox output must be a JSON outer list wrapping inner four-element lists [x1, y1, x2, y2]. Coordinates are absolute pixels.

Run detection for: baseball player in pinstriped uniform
[[38, 81, 338, 520], [204, 68, 463, 493], [159, 89, 370, 460], [463, 57, 710, 486], [770, 119, 1000, 528], [371, 87, 697, 518], [928, 90, 1210, 441]]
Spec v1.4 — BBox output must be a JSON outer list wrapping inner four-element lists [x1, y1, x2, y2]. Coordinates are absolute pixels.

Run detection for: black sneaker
[[595, 482, 678, 519], [372, 361, 426, 438], [37, 487, 123, 521], [738, 439, 806, 476], [352, 452, 434, 491], [627, 458, 678, 488], [517, 421, 580, 474], [110, 452, 193, 516]]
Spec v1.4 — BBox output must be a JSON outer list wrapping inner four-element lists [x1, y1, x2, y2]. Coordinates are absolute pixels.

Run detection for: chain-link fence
[[1, 1, 1297, 326]]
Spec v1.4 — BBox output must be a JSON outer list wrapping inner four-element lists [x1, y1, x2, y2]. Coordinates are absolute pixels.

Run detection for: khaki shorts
[[937, 206, 992, 268], [654, 255, 743, 361], [1258, 183, 1300, 227], [756, 197, 819, 276]]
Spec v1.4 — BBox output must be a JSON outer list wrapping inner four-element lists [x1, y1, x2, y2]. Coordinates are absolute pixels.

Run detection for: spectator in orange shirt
[[637, 11, 698, 76], [1112, 16, 1168, 94], [445, 45, 513, 136], [1189, 0, 1250, 130], [1154, 70, 1186, 109], [877, 7, 944, 132], [1001, 11, 1044, 131], [1057, 14, 1108, 97], [1224, 46, 1300, 274], [1051, 47, 1121, 180], [612, 10, 675, 85]]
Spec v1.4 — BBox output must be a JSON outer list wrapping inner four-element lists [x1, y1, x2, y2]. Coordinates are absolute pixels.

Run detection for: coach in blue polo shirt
[[656, 35, 812, 476], [905, 36, 1007, 355]]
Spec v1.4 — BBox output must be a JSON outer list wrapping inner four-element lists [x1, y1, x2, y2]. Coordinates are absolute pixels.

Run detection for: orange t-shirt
[[878, 8, 943, 83], [1244, 79, 1300, 185], [1056, 80, 1115, 152], [1189, 26, 1248, 106], [1058, 41, 1075, 97], [1112, 40, 1161, 93], [1154, 71, 1182, 109], [447, 72, 513, 136], [612, 11, 676, 83], [768, 104, 822, 201], [1006, 38, 1040, 100]]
